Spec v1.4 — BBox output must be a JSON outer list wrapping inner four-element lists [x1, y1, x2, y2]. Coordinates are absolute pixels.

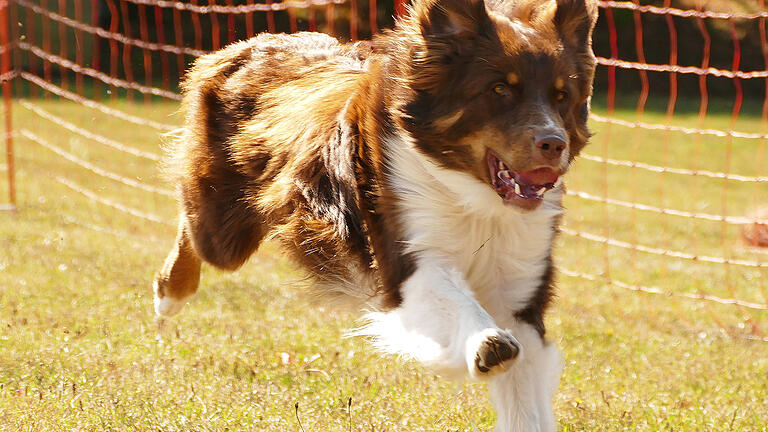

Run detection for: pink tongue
[[518, 168, 559, 185]]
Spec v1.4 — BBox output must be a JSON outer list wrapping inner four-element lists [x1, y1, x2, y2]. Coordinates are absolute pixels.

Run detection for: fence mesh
[[0, 0, 766, 341]]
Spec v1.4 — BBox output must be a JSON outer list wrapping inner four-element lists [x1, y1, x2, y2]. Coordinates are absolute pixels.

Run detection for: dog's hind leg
[[153, 182, 267, 317], [154, 220, 201, 317], [153, 219, 202, 317]]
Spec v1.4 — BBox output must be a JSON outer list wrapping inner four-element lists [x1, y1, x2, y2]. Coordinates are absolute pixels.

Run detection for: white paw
[[153, 281, 190, 317], [467, 328, 521, 378], [154, 295, 188, 317]]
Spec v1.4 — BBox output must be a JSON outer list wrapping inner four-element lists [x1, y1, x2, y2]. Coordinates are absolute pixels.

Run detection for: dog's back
[[155, 33, 380, 311]]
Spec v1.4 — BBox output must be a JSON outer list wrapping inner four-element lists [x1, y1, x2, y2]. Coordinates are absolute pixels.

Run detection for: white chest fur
[[386, 137, 563, 321]]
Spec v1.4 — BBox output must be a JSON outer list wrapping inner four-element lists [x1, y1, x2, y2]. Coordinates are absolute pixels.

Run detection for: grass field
[[1, 97, 767, 431]]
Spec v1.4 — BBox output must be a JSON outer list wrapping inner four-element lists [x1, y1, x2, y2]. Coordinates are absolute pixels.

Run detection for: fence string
[[21, 72, 177, 131], [566, 188, 768, 225], [560, 226, 768, 268], [579, 152, 768, 183], [21, 129, 174, 197], [590, 113, 768, 140], [596, 56, 768, 80], [19, 99, 163, 161], [121, 0, 348, 14], [0, 69, 16, 83], [62, 215, 166, 248], [596, 0, 768, 20], [15, 0, 207, 57], [560, 267, 768, 311], [52, 174, 172, 226], [18, 42, 182, 100]]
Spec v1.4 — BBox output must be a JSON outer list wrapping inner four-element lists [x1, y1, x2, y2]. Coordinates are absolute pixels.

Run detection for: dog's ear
[[553, 0, 598, 51], [420, 0, 491, 39]]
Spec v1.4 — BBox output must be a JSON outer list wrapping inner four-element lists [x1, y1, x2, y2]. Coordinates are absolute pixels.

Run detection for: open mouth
[[486, 150, 560, 210]]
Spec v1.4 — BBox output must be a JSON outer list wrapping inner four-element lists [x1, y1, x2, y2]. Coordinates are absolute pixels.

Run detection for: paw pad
[[475, 332, 520, 374]]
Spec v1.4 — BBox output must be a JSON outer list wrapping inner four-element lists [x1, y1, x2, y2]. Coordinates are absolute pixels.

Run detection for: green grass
[[1, 98, 767, 431]]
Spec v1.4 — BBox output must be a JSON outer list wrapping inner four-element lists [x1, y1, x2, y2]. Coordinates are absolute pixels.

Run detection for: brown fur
[[155, 0, 597, 317]]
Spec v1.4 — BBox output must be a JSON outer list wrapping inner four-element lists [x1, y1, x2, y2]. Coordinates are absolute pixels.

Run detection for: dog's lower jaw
[[488, 325, 562, 432]]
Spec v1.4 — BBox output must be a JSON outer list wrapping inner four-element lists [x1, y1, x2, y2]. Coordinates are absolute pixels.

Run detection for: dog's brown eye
[[556, 90, 568, 102], [492, 84, 509, 95]]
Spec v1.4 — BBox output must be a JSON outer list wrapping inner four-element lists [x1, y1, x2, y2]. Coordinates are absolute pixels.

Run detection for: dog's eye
[[556, 90, 569, 102], [492, 83, 509, 96]]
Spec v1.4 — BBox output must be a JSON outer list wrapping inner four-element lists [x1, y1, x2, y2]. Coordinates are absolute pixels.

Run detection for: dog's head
[[397, 0, 598, 212]]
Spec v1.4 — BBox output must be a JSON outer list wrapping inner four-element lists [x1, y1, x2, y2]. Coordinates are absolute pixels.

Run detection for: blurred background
[[1, 1, 767, 430]]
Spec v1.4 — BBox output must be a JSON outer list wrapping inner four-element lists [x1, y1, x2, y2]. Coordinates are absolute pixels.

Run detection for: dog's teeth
[[497, 170, 512, 182], [536, 188, 545, 196], [498, 161, 505, 170], [514, 183, 521, 195]]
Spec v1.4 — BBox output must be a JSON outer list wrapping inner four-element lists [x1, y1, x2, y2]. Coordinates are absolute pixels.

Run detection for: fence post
[[0, 0, 15, 211]]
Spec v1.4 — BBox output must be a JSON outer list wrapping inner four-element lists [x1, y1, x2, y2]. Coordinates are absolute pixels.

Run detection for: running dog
[[154, 0, 597, 429]]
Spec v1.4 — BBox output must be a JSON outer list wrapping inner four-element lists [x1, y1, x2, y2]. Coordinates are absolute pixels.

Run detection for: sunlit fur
[[153, 0, 597, 430]]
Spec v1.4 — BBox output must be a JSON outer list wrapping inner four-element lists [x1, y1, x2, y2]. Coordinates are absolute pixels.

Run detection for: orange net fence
[[0, 0, 766, 341], [566, 0, 768, 341]]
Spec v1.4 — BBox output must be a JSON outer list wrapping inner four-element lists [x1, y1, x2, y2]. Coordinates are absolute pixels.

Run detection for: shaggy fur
[[153, 0, 597, 430]]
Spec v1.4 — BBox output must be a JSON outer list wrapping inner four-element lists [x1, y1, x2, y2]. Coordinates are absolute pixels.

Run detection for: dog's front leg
[[357, 261, 521, 378], [488, 322, 562, 432]]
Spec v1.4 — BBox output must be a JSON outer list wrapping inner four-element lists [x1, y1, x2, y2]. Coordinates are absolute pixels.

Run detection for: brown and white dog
[[153, 0, 597, 429]]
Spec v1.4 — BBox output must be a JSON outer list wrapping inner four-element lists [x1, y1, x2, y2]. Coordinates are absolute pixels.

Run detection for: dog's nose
[[535, 132, 568, 161]]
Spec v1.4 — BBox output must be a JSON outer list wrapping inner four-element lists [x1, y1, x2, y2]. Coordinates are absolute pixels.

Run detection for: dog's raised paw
[[469, 329, 521, 377]]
